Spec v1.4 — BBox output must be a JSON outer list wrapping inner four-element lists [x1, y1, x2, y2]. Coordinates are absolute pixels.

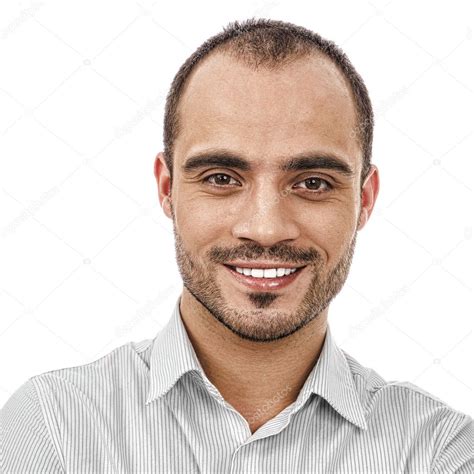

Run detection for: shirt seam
[[376, 382, 464, 412], [429, 412, 472, 473], [350, 368, 459, 409], [30, 376, 66, 473]]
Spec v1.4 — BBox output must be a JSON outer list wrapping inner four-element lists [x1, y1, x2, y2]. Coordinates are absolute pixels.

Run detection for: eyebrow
[[181, 149, 355, 178]]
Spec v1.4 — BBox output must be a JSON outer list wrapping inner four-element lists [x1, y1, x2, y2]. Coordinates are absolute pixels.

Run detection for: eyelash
[[202, 173, 334, 194]]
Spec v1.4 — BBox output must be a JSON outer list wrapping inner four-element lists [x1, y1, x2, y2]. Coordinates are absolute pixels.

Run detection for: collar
[[291, 324, 368, 430], [146, 296, 367, 431], [145, 296, 204, 405]]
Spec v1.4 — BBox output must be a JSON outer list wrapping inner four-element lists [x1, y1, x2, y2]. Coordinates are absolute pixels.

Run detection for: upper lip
[[224, 262, 306, 269]]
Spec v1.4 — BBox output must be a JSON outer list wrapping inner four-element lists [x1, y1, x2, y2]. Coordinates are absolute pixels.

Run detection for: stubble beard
[[170, 201, 358, 342]]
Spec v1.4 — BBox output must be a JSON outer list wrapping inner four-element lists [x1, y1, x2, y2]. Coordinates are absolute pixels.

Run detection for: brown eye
[[294, 177, 333, 193], [203, 173, 241, 187]]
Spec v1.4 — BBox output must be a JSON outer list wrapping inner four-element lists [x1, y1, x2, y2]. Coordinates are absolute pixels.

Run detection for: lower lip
[[224, 265, 305, 291]]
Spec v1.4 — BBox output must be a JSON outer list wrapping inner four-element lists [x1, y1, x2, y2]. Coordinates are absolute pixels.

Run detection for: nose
[[231, 183, 300, 247]]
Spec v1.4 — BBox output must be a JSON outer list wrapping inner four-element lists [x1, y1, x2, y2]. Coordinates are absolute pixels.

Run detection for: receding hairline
[[180, 44, 352, 90], [180, 43, 359, 114], [174, 46, 361, 150]]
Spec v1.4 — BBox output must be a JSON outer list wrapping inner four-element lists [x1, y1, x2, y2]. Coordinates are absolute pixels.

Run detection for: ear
[[154, 151, 172, 219], [357, 164, 380, 231]]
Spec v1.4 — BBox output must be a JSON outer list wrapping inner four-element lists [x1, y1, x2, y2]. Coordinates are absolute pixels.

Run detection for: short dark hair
[[163, 17, 374, 191]]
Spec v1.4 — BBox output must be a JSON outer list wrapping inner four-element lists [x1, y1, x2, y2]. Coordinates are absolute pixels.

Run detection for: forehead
[[174, 51, 361, 175]]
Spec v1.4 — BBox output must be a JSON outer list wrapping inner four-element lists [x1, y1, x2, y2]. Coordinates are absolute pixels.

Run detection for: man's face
[[156, 52, 378, 342]]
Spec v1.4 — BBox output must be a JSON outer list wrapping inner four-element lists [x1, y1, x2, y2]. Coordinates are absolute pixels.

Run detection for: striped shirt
[[1, 296, 473, 473]]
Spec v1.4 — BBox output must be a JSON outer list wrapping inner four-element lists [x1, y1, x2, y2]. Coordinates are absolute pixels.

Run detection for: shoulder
[[5, 337, 154, 412], [342, 348, 469, 416], [50, 337, 153, 376], [341, 349, 473, 469], [1, 375, 64, 472]]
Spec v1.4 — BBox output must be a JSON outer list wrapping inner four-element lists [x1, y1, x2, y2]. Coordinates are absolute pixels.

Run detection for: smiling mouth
[[223, 264, 307, 291], [224, 264, 305, 276]]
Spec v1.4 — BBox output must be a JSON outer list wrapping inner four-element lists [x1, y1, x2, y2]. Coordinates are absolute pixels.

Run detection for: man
[[1, 18, 472, 474]]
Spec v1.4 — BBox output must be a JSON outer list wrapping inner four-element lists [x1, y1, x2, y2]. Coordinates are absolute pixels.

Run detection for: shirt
[[1, 296, 473, 474]]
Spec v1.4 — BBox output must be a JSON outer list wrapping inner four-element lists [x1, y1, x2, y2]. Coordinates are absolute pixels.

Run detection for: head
[[154, 18, 379, 343]]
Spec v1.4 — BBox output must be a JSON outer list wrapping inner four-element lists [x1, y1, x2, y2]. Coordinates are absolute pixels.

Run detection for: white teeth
[[234, 267, 298, 278], [263, 268, 277, 278]]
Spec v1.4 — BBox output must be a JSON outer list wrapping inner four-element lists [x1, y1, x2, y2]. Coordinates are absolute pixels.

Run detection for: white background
[[0, 0, 473, 416]]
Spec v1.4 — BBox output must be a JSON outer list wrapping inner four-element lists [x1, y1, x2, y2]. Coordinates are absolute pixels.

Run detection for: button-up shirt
[[1, 296, 473, 473]]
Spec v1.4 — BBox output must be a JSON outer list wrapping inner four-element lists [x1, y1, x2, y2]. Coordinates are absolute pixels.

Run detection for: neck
[[179, 289, 328, 432]]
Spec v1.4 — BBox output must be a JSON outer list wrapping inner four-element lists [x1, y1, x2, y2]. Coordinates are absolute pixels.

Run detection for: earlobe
[[357, 208, 367, 230], [162, 195, 170, 216], [357, 164, 380, 231], [161, 195, 173, 220], [154, 151, 173, 217]]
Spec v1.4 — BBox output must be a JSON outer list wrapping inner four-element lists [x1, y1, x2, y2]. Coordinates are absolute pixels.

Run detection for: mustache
[[208, 242, 321, 266]]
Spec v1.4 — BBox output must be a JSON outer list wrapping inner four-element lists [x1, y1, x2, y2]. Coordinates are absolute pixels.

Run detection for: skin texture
[[154, 50, 379, 434]]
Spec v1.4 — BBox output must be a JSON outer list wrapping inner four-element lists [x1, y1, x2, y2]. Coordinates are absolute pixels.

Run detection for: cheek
[[297, 204, 357, 261], [174, 195, 230, 247], [296, 201, 356, 234]]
